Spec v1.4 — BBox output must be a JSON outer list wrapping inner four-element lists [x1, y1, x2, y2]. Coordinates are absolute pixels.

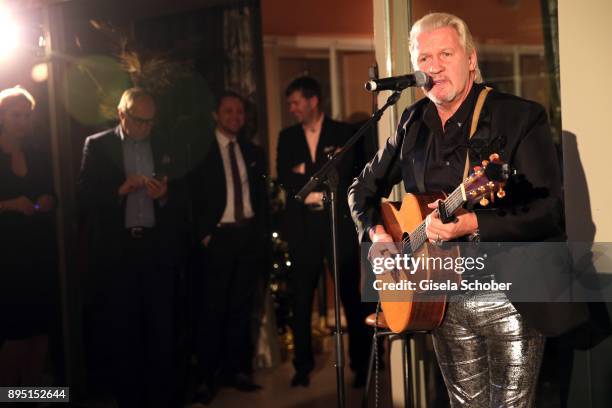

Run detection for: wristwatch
[[468, 229, 481, 243]]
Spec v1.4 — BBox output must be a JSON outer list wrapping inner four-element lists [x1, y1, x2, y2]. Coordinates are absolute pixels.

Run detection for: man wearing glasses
[[78, 88, 177, 407]]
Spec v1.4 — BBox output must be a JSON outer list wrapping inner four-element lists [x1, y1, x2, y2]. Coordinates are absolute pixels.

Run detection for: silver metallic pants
[[432, 290, 545, 407]]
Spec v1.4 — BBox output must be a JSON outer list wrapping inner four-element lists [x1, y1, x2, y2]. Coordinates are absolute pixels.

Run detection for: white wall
[[559, 3, 612, 406], [559, 0, 612, 243]]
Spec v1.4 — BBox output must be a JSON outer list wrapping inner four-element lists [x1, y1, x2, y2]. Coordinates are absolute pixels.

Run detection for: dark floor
[[191, 334, 386, 408]]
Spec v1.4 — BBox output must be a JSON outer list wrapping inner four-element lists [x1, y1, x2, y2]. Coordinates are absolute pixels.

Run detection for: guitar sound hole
[[401, 232, 411, 255]]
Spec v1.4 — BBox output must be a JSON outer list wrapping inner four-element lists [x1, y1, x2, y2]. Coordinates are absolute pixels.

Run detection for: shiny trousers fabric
[[432, 291, 545, 407]]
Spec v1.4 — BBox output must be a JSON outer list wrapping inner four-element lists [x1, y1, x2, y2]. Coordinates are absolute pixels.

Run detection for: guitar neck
[[404, 185, 466, 254]]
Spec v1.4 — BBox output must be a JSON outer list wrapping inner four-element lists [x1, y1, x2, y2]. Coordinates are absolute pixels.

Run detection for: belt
[[125, 226, 154, 239], [217, 218, 255, 229]]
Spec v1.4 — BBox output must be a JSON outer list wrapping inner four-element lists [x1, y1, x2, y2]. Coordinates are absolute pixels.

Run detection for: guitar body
[[375, 154, 509, 333], [379, 192, 459, 333]]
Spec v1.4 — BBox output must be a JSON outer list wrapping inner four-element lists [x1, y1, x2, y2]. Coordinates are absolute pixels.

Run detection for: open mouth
[[423, 78, 447, 91]]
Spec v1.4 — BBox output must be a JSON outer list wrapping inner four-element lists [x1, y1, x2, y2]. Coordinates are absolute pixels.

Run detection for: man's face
[[287, 90, 318, 124], [213, 96, 245, 137], [414, 26, 476, 107], [119, 95, 155, 141]]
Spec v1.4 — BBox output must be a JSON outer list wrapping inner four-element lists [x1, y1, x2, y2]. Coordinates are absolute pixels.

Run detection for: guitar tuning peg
[[479, 197, 489, 206], [497, 186, 506, 198], [489, 153, 500, 161], [482, 160, 489, 167]]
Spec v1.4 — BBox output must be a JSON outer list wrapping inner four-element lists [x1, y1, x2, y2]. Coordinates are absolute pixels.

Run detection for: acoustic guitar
[[377, 154, 510, 333]]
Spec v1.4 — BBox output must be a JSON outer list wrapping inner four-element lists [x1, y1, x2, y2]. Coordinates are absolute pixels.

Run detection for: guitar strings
[[404, 183, 467, 253]]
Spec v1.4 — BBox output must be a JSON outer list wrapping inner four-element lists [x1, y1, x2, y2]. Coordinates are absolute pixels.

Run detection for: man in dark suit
[[190, 91, 269, 403], [77, 88, 178, 408], [276, 77, 370, 388], [348, 13, 587, 407]]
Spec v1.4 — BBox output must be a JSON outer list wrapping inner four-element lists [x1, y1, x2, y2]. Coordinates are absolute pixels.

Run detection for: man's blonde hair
[[117, 87, 153, 113], [409, 12, 483, 84]]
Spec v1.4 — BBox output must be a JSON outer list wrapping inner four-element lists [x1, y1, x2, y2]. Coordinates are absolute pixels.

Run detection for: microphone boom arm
[[293, 89, 402, 408]]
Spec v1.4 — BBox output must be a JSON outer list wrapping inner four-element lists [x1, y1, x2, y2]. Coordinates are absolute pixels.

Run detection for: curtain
[[540, 0, 562, 144], [223, 1, 267, 146]]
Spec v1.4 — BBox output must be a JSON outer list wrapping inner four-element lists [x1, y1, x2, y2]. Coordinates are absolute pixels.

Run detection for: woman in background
[[0, 86, 57, 386]]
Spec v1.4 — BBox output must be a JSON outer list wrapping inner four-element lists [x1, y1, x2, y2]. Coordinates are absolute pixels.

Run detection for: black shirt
[[422, 82, 484, 193]]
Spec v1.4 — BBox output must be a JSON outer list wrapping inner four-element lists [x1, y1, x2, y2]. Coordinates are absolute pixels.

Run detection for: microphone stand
[[295, 90, 402, 408]]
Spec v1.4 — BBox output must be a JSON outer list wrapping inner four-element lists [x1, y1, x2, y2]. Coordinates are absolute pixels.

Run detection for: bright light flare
[[31, 63, 48, 82], [0, 8, 20, 58]]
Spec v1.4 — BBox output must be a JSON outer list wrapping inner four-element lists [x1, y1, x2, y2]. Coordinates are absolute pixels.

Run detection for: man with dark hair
[[276, 76, 370, 388], [190, 91, 269, 403], [285, 76, 322, 101], [78, 88, 178, 408]]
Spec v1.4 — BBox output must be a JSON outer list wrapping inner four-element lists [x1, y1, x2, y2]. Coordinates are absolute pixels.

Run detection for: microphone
[[365, 71, 431, 92]]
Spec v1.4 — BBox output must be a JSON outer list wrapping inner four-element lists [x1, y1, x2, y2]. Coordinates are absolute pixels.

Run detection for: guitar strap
[[463, 86, 492, 179]]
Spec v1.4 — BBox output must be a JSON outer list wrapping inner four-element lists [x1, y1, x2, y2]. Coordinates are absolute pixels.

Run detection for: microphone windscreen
[[414, 71, 431, 88]]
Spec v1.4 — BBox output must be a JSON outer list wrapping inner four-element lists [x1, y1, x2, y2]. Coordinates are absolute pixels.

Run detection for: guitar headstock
[[464, 153, 510, 206]]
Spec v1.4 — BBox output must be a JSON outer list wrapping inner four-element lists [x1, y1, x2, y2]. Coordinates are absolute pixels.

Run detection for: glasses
[[126, 110, 155, 126]]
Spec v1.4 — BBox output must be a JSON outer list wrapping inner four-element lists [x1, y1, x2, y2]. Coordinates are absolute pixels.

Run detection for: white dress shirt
[[215, 129, 254, 223]]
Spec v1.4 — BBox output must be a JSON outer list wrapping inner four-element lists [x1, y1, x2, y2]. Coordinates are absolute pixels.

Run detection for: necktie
[[228, 141, 245, 222]]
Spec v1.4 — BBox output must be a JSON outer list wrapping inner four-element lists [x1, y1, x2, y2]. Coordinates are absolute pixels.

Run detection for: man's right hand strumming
[[367, 224, 399, 267]]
